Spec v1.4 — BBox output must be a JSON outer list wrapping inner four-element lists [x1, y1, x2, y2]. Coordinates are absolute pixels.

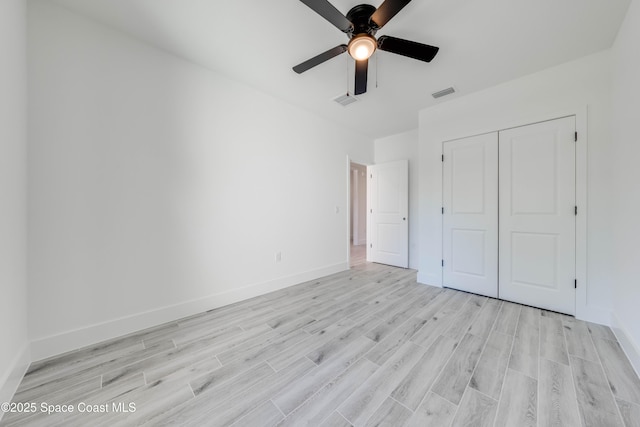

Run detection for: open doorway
[[350, 162, 367, 267]]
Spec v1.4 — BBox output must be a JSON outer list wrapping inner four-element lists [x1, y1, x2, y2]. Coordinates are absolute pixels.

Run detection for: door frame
[[436, 106, 592, 321], [346, 156, 372, 267]]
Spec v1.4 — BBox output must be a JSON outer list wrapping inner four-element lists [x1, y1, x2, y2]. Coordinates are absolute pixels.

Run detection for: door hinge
[[575, 206, 578, 216], [370, 173, 373, 179], [441, 207, 444, 214], [574, 132, 578, 142], [441, 259, 444, 267], [370, 209, 373, 213], [574, 279, 577, 289], [441, 154, 444, 162], [370, 243, 372, 248]]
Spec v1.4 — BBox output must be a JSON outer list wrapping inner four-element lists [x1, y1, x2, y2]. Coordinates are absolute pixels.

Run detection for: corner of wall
[[0, 343, 30, 420], [611, 312, 640, 378]]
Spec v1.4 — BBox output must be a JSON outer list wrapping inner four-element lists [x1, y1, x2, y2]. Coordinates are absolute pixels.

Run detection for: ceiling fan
[[293, 0, 439, 95]]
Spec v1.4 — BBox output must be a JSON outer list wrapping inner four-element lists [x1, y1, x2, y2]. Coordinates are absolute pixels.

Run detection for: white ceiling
[[52, 0, 630, 139]]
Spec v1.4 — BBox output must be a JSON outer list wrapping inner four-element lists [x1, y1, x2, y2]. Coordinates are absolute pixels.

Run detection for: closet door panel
[[498, 117, 576, 315], [443, 133, 498, 298]]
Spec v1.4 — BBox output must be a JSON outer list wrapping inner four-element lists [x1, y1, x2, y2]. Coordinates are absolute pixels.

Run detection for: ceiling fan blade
[[354, 59, 368, 95], [293, 45, 348, 74], [299, 0, 353, 33], [370, 0, 412, 29], [377, 35, 439, 62]]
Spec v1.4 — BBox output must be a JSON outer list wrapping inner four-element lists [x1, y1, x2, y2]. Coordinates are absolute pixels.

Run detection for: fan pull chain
[[346, 54, 349, 95], [376, 52, 379, 88]]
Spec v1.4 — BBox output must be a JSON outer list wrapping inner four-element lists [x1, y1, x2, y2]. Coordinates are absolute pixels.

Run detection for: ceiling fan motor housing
[[346, 4, 378, 37]]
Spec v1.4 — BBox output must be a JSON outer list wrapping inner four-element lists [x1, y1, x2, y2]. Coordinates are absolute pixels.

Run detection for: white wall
[[611, 0, 640, 373], [0, 0, 30, 412], [418, 51, 613, 323], [28, 1, 373, 360], [375, 129, 419, 269]]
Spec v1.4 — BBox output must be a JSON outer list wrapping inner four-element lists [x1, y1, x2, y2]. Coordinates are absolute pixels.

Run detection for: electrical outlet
[[275, 252, 282, 262]]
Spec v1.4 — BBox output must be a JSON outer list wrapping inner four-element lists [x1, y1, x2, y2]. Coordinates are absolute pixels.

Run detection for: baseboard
[[611, 312, 640, 378], [30, 262, 349, 361], [356, 238, 367, 246], [0, 343, 30, 422], [575, 305, 612, 326]]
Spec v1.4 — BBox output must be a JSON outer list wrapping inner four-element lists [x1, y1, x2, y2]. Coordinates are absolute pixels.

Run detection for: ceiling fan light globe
[[348, 35, 376, 60]]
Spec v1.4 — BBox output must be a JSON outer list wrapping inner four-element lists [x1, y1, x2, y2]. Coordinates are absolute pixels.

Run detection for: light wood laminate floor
[[3, 261, 640, 426]]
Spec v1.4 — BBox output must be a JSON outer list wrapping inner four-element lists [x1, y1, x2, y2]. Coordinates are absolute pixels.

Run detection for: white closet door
[[443, 133, 498, 297], [499, 117, 576, 315], [368, 160, 408, 268]]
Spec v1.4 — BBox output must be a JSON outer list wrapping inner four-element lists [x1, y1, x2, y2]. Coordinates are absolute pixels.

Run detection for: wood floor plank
[[272, 336, 376, 415], [149, 354, 223, 387], [405, 392, 456, 427], [508, 307, 540, 379], [469, 330, 513, 400], [1, 376, 102, 426], [391, 335, 458, 410], [268, 319, 354, 371], [467, 299, 502, 340], [162, 358, 312, 426], [443, 295, 486, 341], [540, 309, 563, 320], [431, 333, 485, 405], [338, 342, 427, 426], [278, 357, 379, 427], [305, 302, 366, 334], [494, 368, 537, 427], [539, 358, 581, 427], [16, 341, 146, 392], [167, 323, 244, 348], [306, 318, 378, 366], [616, 399, 640, 427], [365, 316, 429, 365], [216, 329, 309, 366], [362, 397, 412, 427], [592, 337, 640, 405], [493, 301, 521, 336], [321, 412, 353, 427], [563, 318, 600, 362], [5, 374, 146, 427], [22, 320, 175, 381], [230, 400, 283, 427], [410, 293, 471, 349], [450, 387, 498, 427], [101, 338, 223, 387], [175, 322, 272, 355], [12, 341, 174, 403], [190, 358, 316, 427], [587, 322, 618, 342], [540, 316, 569, 366], [364, 289, 435, 344], [412, 290, 455, 321], [570, 355, 625, 427]]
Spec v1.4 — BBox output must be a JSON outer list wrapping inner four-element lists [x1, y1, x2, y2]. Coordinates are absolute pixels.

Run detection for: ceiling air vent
[[333, 93, 358, 107], [431, 87, 456, 99]]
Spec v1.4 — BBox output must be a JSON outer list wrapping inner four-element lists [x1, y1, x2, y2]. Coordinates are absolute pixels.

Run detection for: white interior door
[[368, 160, 408, 268], [442, 133, 499, 297], [499, 117, 576, 314]]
